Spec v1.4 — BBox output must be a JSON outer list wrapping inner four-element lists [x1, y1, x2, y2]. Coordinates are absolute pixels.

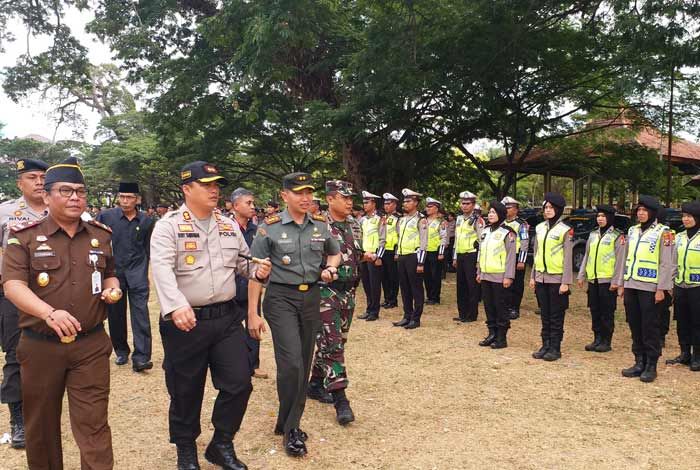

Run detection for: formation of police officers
[[1, 157, 700, 470]]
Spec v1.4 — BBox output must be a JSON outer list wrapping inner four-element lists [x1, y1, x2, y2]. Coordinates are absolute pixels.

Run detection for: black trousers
[[446, 238, 456, 272], [263, 283, 321, 434], [159, 306, 252, 445], [107, 275, 152, 363], [587, 282, 617, 339], [481, 280, 510, 330], [0, 294, 21, 404], [397, 255, 424, 322], [360, 261, 382, 316], [673, 286, 700, 346], [624, 288, 662, 359], [660, 292, 672, 341], [456, 253, 480, 321], [506, 268, 526, 312], [381, 250, 399, 305], [423, 252, 443, 303], [535, 283, 569, 344], [241, 299, 261, 372]]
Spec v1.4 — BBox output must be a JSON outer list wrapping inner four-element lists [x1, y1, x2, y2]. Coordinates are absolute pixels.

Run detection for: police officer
[[529, 192, 573, 362], [476, 201, 516, 348], [452, 191, 484, 323], [392, 188, 428, 329], [151, 161, 271, 470], [97, 182, 155, 371], [308, 180, 360, 425], [423, 197, 447, 305], [501, 196, 529, 319], [3, 157, 121, 469], [357, 191, 385, 321], [668, 201, 700, 370], [620, 195, 675, 383], [0, 158, 48, 449], [247, 172, 340, 458], [381, 193, 400, 308], [576, 205, 626, 353]]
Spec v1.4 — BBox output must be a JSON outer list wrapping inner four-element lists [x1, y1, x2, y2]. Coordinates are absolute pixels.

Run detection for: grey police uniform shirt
[[250, 210, 340, 285], [0, 196, 48, 277], [150, 204, 258, 316], [622, 222, 675, 293], [530, 217, 574, 285], [576, 226, 627, 285], [476, 224, 517, 283]]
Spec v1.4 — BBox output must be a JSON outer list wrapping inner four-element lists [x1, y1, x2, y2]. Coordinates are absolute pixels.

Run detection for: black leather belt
[[22, 323, 104, 344], [192, 299, 237, 320], [270, 282, 318, 292]]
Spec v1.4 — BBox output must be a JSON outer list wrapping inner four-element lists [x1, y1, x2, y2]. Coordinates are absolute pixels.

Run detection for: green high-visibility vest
[[361, 215, 380, 253], [398, 214, 421, 255], [385, 214, 398, 250], [624, 223, 667, 283], [479, 226, 510, 274], [534, 221, 569, 274], [455, 215, 478, 254], [427, 218, 442, 252], [585, 228, 621, 280], [676, 230, 700, 285]]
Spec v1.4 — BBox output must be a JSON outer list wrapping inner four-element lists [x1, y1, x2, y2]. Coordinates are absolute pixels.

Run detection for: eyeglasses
[[118, 194, 137, 200], [461, 201, 474, 205], [54, 186, 88, 198]]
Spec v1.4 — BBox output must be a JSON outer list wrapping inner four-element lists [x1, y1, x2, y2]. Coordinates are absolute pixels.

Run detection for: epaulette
[[88, 219, 113, 233], [311, 213, 326, 222], [502, 223, 516, 234], [265, 215, 281, 225], [10, 219, 42, 232], [165, 211, 179, 218]]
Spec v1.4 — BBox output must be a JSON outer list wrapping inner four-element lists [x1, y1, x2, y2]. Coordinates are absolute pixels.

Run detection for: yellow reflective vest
[[676, 230, 700, 285], [479, 226, 511, 274], [534, 220, 570, 274], [384, 214, 398, 250], [398, 214, 422, 255], [455, 214, 479, 254], [585, 228, 621, 280], [624, 223, 668, 283], [361, 214, 381, 253], [427, 218, 442, 252]]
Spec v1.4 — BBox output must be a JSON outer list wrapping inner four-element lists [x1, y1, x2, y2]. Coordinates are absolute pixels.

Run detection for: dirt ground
[[2, 271, 700, 470]]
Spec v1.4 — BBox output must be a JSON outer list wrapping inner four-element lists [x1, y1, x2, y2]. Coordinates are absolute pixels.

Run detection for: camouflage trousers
[[311, 286, 355, 392]]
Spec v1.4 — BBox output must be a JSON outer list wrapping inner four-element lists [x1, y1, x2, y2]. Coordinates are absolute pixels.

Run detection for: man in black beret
[[97, 182, 156, 371]]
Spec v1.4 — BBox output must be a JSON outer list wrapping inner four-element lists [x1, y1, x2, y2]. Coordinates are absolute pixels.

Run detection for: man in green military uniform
[[307, 180, 360, 426], [247, 173, 341, 457]]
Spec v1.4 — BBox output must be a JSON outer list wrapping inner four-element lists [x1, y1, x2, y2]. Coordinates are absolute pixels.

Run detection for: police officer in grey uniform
[[248, 172, 341, 458], [0, 158, 48, 449], [151, 161, 271, 470]]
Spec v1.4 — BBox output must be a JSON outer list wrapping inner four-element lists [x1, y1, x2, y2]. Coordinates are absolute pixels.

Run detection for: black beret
[[681, 201, 700, 218], [637, 195, 660, 212], [543, 192, 566, 209], [595, 204, 616, 215], [118, 182, 140, 193], [489, 200, 507, 220], [16, 158, 49, 174], [45, 157, 85, 186]]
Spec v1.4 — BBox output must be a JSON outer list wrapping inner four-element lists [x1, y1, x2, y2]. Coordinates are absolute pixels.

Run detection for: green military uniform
[[250, 173, 340, 440]]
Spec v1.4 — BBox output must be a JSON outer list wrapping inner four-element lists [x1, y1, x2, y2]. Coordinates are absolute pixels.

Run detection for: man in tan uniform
[[3, 157, 121, 470], [151, 161, 271, 470]]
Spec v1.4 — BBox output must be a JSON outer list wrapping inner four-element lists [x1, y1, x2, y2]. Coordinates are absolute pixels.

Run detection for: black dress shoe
[[8, 402, 24, 449], [357, 312, 370, 320], [392, 318, 410, 327], [115, 355, 128, 366], [452, 317, 465, 322], [176, 444, 200, 470], [404, 321, 420, 329], [284, 429, 307, 457], [464, 318, 477, 323], [365, 314, 379, 321], [425, 300, 437, 305], [274, 427, 308, 441], [133, 361, 154, 372], [205, 441, 247, 470]]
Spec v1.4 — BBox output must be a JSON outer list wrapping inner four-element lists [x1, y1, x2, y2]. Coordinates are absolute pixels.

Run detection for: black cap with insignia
[[16, 158, 49, 175], [325, 180, 355, 197], [283, 172, 315, 192], [180, 161, 228, 185], [45, 157, 85, 185]]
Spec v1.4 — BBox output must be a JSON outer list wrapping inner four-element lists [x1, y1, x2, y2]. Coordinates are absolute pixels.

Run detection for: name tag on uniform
[[90, 254, 102, 295], [178, 224, 194, 232], [184, 241, 198, 251]]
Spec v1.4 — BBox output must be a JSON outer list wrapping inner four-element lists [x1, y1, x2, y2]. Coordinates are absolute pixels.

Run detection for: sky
[[0, 10, 118, 143]]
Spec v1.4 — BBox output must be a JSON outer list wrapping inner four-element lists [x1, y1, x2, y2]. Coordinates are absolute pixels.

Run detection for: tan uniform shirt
[[2, 216, 115, 335], [150, 204, 258, 316], [0, 196, 48, 277]]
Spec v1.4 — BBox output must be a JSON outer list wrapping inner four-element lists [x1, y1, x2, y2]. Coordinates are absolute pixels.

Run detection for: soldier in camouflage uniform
[[308, 180, 360, 425]]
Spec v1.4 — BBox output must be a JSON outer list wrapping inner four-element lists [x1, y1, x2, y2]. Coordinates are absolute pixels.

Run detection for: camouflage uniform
[[311, 214, 361, 392]]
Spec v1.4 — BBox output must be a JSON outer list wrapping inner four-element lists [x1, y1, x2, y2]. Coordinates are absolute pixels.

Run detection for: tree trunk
[[342, 142, 365, 190]]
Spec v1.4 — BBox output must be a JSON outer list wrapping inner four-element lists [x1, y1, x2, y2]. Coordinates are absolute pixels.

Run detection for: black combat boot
[[307, 378, 333, 404], [509, 308, 520, 320], [205, 440, 247, 470], [532, 338, 550, 359], [666, 344, 691, 365], [176, 443, 200, 470], [585, 333, 601, 351], [595, 335, 612, 353], [640, 356, 658, 383], [8, 402, 25, 449], [490, 329, 507, 349], [690, 345, 700, 372], [622, 354, 645, 378], [478, 328, 496, 347], [332, 389, 355, 426], [543, 341, 562, 361]]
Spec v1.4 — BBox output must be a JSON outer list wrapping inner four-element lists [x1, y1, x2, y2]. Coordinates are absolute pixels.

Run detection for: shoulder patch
[[88, 220, 113, 233], [165, 211, 179, 219], [10, 219, 42, 232], [7, 237, 20, 245], [312, 213, 326, 222], [619, 234, 626, 245], [257, 227, 267, 237], [265, 215, 281, 225], [663, 230, 675, 246]]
